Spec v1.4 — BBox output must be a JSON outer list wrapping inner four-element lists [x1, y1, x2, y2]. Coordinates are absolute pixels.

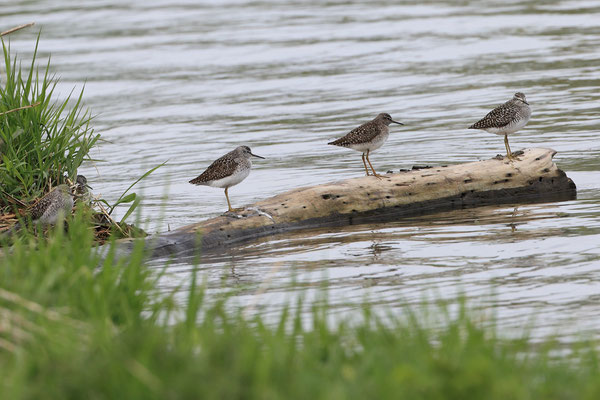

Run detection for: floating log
[[116, 148, 576, 258]]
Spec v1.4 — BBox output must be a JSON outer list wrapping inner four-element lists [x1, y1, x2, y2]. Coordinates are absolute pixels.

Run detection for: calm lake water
[[4, 0, 600, 339]]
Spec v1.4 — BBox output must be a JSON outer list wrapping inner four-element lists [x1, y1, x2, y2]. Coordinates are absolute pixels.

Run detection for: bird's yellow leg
[[361, 153, 372, 176], [504, 134, 514, 160], [224, 188, 244, 213], [365, 150, 383, 179], [225, 188, 234, 212]]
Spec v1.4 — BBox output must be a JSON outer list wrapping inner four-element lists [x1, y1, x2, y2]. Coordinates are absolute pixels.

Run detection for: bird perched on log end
[[469, 92, 531, 160], [328, 113, 403, 178]]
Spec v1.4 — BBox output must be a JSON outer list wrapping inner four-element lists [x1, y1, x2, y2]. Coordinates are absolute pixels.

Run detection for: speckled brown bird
[[328, 113, 403, 177], [469, 92, 531, 160], [3, 184, 74, 236], [189, 146, 265, 213], [28, 184, 74, 224]]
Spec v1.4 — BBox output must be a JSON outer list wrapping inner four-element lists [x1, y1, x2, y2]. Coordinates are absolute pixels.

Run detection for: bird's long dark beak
[[251, 153, 265, 159], [391, 120, 404, 125], [85, 183, 93, 190], [523, 100, 529, 105]]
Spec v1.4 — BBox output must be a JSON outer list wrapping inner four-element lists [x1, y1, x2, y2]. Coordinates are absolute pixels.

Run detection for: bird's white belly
[[347, 131, 389, 153], [207, 167, 250, 188], [485, 117, 529, 136]]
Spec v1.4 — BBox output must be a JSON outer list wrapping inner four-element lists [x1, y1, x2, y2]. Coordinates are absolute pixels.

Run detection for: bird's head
[[65, 175, 92, 198], [513, 92, 529, 105], [238, 145, 265, 159], [377, 113, 404, 126]]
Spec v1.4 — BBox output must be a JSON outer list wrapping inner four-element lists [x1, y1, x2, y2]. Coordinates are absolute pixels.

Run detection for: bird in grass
[[328, 113, 404, 178], [189, 146, 265, 213], [468, 92, 531, 160], [2, 184, 74, 236], [74, 174, 93, 202]]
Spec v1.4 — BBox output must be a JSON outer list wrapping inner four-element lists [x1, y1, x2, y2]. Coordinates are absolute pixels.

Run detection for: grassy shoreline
[[0, 35, 97, 206], [1, 32, 149, 241]]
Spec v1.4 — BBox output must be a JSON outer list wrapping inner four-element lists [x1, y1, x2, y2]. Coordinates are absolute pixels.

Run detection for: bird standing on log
[[189, 146, 265, 213], [328, 113, 403, 178], [469, 92, 531, 160]]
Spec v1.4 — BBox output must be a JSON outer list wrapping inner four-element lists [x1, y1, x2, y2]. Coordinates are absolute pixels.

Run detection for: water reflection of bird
[[369, 240, 394, 261], [508, 206, 519, 232], [469, 92, 531, 160], [189, 146, 265, 213], [328, 113, 403, 178]]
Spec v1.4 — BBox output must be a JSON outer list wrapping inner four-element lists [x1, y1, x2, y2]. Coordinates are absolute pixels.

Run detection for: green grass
[[0, 35, 99, 206], [0, 35, 159, 241], [1, 213, 599, 399]]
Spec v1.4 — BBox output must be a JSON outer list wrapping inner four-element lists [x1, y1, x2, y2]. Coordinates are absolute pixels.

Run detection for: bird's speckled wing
[[189, 151, 238, 184], [28, 190, 58, 221], [469, 100, 519, 129], [328, 120, 380, 147]]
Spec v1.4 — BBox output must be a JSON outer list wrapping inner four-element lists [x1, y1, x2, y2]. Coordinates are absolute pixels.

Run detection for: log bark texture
[[119, 148, 576, 258]]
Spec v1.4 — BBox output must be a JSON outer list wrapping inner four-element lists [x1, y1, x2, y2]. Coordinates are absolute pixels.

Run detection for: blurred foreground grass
[[1, 211, 599, 400]]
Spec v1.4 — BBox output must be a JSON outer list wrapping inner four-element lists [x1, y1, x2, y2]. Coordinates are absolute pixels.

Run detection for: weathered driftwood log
[[119, 148, 576, 258]]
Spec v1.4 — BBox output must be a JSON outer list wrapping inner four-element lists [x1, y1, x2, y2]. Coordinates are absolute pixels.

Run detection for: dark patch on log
[[140, 174, 575, 258]]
